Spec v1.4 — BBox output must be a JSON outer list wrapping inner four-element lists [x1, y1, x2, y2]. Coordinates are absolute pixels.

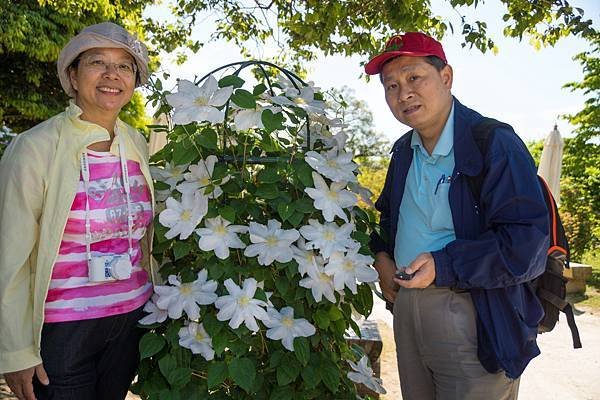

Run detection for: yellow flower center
[[214, 225, 227, 235], [326, 159, 338, 168], [343, 261, 354, 271], [238, 296, 250, 306], [282, 316, 294, 328], [319, 273, 332, 283], [323, 231, 335, 241], [195, 330, 205, 341], [326, 190, 339, 201], [194, 97, 209, 106], [180, 210, 192, 221], [294, 97, 307, 105], [180, 284, 192, 295], [266, 236, 278, 246], [199, 177, 210, 186]]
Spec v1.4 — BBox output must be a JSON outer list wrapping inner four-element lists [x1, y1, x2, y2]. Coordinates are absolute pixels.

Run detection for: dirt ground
[[3, 297, 599, 400]]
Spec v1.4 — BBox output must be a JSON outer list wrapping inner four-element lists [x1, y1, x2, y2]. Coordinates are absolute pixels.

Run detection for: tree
[[561, 33, 600, 259], [2, 1, 597, 133], [0, 0, 150, 132]]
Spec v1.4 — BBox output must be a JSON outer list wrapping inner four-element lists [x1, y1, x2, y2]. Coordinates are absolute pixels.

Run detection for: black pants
[[33, 306, 144, 400]]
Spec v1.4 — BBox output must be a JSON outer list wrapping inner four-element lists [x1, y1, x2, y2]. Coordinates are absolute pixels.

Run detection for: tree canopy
[[1, 0, 597, 132]]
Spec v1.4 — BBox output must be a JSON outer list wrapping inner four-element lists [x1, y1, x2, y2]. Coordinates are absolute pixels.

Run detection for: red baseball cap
[[364, 32, 447, 75]]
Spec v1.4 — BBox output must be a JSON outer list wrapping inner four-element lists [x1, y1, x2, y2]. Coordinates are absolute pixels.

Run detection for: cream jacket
[[0, 102, 155, 374]]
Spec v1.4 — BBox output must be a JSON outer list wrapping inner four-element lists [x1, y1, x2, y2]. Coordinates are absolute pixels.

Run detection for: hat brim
[[57, 32, 149, 98], [364, 50, 439, 75]]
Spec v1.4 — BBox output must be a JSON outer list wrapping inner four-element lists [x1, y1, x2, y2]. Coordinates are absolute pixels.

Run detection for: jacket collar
[[392, 97, 484, 176]]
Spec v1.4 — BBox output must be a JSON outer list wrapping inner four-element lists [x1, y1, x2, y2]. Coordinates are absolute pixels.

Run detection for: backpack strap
[[468, 118, 513, 203]]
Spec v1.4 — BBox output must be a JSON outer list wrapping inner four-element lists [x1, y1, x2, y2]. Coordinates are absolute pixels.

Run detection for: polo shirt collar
[[411, 101, 455, 158]]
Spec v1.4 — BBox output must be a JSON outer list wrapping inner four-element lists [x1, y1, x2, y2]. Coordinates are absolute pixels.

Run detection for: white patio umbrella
[[537, 124, 564, 204]]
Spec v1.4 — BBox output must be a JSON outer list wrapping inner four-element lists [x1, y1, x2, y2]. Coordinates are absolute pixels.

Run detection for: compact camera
[[88, 254, 133, 282]]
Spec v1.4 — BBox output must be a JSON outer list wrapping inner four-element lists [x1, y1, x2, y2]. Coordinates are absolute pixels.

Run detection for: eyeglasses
[[79, 56, 138, 79]]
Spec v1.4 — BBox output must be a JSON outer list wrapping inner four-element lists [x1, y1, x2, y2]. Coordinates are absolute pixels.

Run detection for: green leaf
[[255, 183, 280, 199], [219, 75, 245, 88], [320, 357, 340, 393], [212, 331, 228, 355], [139, 332, 165, 360], [277, 202, 295, 222], [159, 389, 181, 400], [172, 140, 198, 165], [354, 283, 374, 317], [262, 109, 285, 133], [197, 128, 218, 150], [257, 166, 280, 183], [275, 276, 290, 296], [207, 361, 228, 389], [202, 313, 223, 337], [219, 205, 236, 223], [269, 349, 285, 368], [295, 162, 314, 187], [270, 386, 293, 400], [352, 230, 371, 246], [294, 198, 314, 213], [253, 83, 267, 95], [293, 337, 310, 366], [230, 89, 256, 109], [313, 309, 330, 329], [300, 364, 321, 389], [167, 367, 191, 388], [287, 212, 304, 227], [328, 305, 344, 321], [276, 354, 300, 385], [173, 241, 191, 260], [159, 354, 177, 379], [229, 357, 256, 393]]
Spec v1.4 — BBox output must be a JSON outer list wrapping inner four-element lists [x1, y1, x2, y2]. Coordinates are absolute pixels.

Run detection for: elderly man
[[367, 32, 549, 400]]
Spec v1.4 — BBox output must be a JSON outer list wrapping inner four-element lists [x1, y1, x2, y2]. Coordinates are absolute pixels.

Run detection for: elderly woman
[[0, 22, 155, 400]]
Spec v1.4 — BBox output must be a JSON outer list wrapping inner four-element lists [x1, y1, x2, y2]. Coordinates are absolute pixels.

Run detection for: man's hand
[[4, 363, 49, 400], [373, 251, 398, 302], [395, 252, 436, 289]]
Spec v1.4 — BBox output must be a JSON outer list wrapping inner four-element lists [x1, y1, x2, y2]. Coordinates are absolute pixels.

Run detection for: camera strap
[[80, 128, 135, 264]]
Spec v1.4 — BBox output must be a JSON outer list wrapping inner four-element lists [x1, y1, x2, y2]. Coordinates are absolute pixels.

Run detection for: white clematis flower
[[269, 85, 325, 114], [324, 247, 377, 294], [305, 172, 356, 222], [196, 216, 248, 259], [292, 237, 323, 276], [299, 264, 337, 303], [347, 356, 387, 394], [178, 322, 215, 361], [177, 155, 230, 199], [264, 307, 316, 351], [159, 192, 208, 240], [139, 294, 168, 325], [233, 104, 282, 131], [150, 162, 189, 190], [243, 220, 300, 266], [166, 77, 234, 124], [154, 270, 218, 320], [299, 219, 357, 259], [305, 148, 357, 183], [215, 278, 269, 332]]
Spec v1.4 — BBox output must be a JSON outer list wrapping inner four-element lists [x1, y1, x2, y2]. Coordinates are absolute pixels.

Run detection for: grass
[[568, 250, 600, 311]]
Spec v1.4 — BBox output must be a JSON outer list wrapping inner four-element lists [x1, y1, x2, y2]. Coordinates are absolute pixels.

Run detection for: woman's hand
[[4, 363, 49, 400], [373, 251, 399, 303]]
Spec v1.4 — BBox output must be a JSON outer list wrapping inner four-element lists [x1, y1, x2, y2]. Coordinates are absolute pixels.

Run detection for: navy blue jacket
[[371, 98, 550, 379]]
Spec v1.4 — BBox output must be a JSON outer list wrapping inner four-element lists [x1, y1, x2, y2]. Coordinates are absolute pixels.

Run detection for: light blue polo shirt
[[394, 104, 456, 268]]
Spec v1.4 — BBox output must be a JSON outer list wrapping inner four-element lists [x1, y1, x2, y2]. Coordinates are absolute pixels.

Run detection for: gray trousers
[[393, 286, 520, 400]]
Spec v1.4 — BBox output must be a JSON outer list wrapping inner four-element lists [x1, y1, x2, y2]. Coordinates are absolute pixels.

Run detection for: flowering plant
[[133, 61, 384, 399]]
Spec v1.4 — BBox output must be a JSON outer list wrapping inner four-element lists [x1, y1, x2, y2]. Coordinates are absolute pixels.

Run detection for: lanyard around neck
[[80, 131, 134, 262]]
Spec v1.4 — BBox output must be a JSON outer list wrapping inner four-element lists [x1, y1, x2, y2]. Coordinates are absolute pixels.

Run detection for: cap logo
[[128, 36, 143, 56], [385, 36, 404, 52]]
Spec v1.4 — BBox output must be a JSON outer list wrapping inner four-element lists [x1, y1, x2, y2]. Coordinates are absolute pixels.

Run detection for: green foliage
[[135, 65, 379, 399], [526, 139, 544, 167], [560, 33, 600, 260], [0, 0, 150, 132]]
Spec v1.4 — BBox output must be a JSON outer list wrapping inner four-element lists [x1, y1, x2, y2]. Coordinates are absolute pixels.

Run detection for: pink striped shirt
[[44, 150, 153, 323]]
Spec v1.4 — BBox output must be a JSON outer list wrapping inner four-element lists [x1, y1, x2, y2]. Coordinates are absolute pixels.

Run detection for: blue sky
[[144, 1, 599, 143]]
